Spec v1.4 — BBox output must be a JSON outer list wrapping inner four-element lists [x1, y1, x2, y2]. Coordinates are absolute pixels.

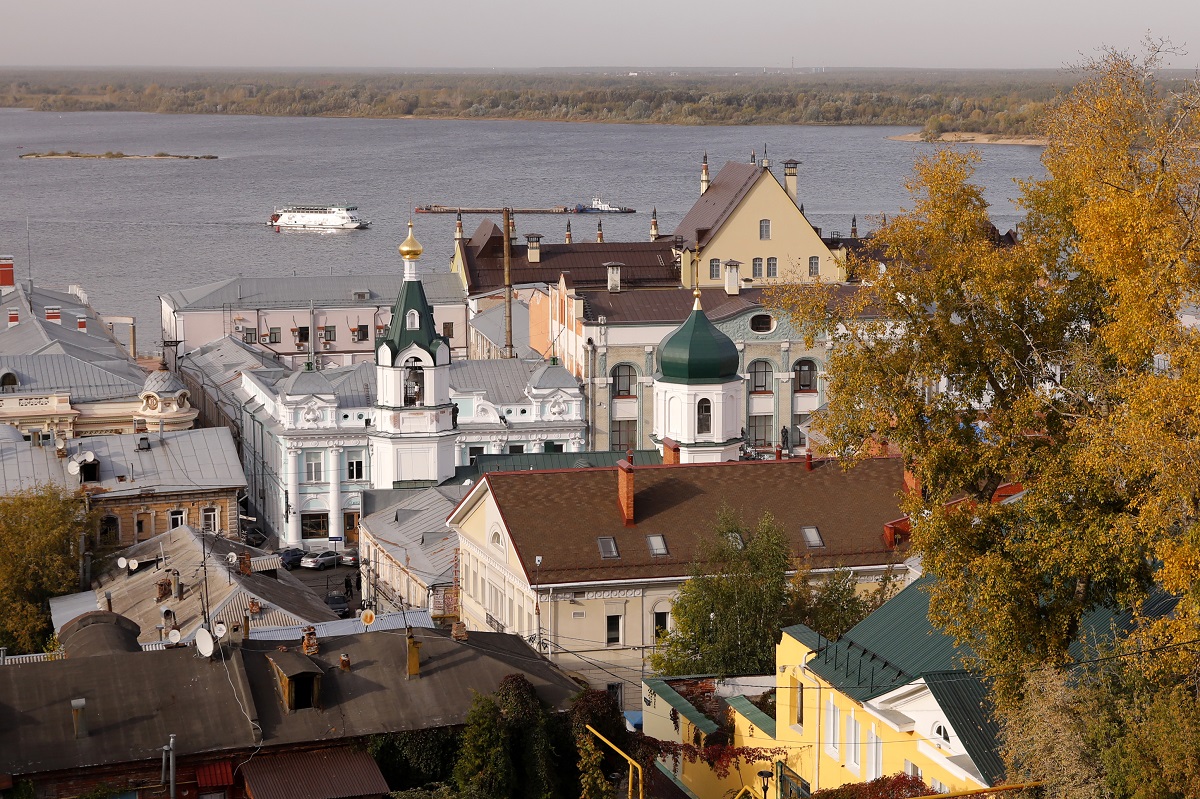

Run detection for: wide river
[[0, 110, 1046, 352]]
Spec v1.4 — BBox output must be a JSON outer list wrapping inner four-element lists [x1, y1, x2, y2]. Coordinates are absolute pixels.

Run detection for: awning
[[242, 747, 389, 799], [196, 760, 234, 788]]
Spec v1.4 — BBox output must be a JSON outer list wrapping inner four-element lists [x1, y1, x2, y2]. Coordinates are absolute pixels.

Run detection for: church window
[[750, 360, 773, 393], [709, 259, 721, 280], [612, 364, 637, 397], [752, 258, 764, 278], [767, 257, 778, 277], [406, 310, 420, 330], [403, 358, 424, 406], [696, 398, 712, 435], [809, 256, 821, 277], [794, 359, 818, 392], [759, 219, 771, 240]]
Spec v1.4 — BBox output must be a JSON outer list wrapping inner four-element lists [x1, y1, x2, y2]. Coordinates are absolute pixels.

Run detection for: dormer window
[[406, 310, 420, 330], [80, 461, 100, 483], [802, 525, 824, 548], [598, 537, 620, 559], [647, 535, 669, 557]]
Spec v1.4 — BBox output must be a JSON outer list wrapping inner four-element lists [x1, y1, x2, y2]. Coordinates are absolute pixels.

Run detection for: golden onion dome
[[398, 221, 423, 259]]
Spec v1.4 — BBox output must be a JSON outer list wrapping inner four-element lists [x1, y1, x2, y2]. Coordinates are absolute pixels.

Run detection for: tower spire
[[701, 151, 710, 196]]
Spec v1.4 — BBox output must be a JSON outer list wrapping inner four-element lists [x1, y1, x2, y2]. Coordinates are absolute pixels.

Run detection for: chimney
[[454, 211, 464, 241], [302, 625, 319, 655], [596, 218, 604, 244], [783, 160, 799, 203], [851, 214, 858, 239], [339, 653, 351, 671], [243, 611, 251, 641], [650, 208, 659, 240], [723, 260, 742, 295], [662, 438, 680, 465], [617, 452, 635, 526], [76, 316, 87, 333], [507, 214, 516, 243], [761, 144, 769, 170], [45, 306, 61, 324], [606, 262, 623, 293], [0, 256, 13, 289], [526, 233, 542, 264], [700, 152, 710, 195], [805, 450, 814, 471], [775, 445, 783, 460], [564, 219, 572, 244], [239, 551, 252, 575], [451, 621, 469, 641], [7, 309, 17, 328], [406, 631, 422, 679], [171, 569, 182, 600], [105, 591, 112, 612], [71, 698, 88, 738]]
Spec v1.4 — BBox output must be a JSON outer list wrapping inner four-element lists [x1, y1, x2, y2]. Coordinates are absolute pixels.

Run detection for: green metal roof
[[922, 671, 1005, 787], [725, 694, 776, 740], [644, 678, 720, 736], [378, 277, 448, 364], [656, 305, 740, 385]]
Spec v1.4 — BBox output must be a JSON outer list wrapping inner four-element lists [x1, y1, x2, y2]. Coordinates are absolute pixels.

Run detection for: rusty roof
[[673, 161, 764, 249], [242, 746, 390, 799], [457, 219, 680, 296], [478, 457, 907, 585]]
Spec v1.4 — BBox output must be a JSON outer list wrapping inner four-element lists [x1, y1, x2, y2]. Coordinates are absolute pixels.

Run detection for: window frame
[[794, 359, 818, 393], [696, 398, 712, 435], [598, 536, 620, 559], [304, 451, 324, 483], [647, 534, 669, 557], [749, 360, 773, 393], [759, 219, 771, 240], [709, 258, 721, 280], [442, 321, 454, 339], [610, 419, 637, 452], [168, 509, 186, 529], [611, 364, 637, 398], [201, 506, 219, 532], [346, 449, 365, 481], [808, 256, 820, 277], [605, 613, 623, 645], [355, 324, 370, 342], [767, 256, 778, 278], [323, 325, 336, 342], [752, 257, 764, 278], [269, 327, 281, 344], [748, 414, 772, 446]]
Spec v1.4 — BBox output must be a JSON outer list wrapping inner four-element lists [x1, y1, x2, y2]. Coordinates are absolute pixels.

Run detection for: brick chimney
[[0, 256, 13, 289], [662, 438, 680, 465], [903, 467, 921, 495], [76, 316, 87, 333], [7, 309, 17, 328], [617, 451, 635, 526], [526, 233, 542, 264], [45, 306, 61, 324], [805, 450, 814, 471]]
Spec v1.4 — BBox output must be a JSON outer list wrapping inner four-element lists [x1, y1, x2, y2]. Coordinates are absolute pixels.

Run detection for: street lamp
[[757, 768, 773, 798]]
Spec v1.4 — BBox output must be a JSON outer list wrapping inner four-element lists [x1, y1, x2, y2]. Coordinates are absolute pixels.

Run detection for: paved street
[[286, 560, 364, 614]]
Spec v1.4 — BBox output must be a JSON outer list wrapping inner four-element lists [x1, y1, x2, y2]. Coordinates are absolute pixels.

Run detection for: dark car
[[300, 550, 340, 570], [278, 548, 305, 570], [324, 592, 351, 618], [340, 548, 359, 567]]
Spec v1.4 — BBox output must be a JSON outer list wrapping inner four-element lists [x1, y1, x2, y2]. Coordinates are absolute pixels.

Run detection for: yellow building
[[673, 154, 850, 288]]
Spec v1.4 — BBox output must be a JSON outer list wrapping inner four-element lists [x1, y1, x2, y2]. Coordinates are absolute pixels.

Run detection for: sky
[[5, 0, 1200, 72]]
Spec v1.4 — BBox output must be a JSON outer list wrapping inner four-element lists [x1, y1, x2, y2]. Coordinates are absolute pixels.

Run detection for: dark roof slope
[[673, 162, 762, 248], [482, 457, 906, 585], [242, 747, 390, 799], [923, 671, 1005, 787]]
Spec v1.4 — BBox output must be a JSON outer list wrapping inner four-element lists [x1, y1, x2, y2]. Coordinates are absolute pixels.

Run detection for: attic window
[[80, 461, 100, 483], [598, 537, 620, 559], [0, 372, 18, 392], [647, 534, 669, 557], [802, 525, 824, 548], [353, 290, 371, 301], [406, 310, 420, 330]]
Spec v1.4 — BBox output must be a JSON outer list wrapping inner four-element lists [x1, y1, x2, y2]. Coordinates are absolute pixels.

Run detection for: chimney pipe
[[406, 631, 422, 679], [171, 569, 181, 600], [45, 306, 61, 324], [525, 233, 542, 264], [700, 152, 710, 196], [617, 455, 635, 526], [775, 445, 783, 461], [0, 256, 13, 289], [723, 260, 742, 295], [7, 309, 17, 328], [77, 316, 87, 332], [805, 450, 814, 471], [662, 438, 680, 465], [339, 653, 351, 671], [783, 160, 800, 204], [71, 698, 88, 738], [606, 262, 622, 293]]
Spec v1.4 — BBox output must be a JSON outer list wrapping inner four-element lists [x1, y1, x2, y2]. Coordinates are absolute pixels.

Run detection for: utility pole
[[502, 207, 514, 358]]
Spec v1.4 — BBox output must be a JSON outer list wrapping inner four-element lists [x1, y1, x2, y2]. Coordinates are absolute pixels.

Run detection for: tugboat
[[574, 197, 636, 214]]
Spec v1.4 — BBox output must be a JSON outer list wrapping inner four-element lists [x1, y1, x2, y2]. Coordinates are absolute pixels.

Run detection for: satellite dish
[[82, 451, 95, 463], [117, 557, 128, 569], [214, 622, 228, 639], [168, 629, 181, 644], [67, 460, 80, 475], [226, 552, 238, 565], [195, 628, 214, 658], [128, 558, 139, 571], [55, 438, 66, 451], [360, 609, 376, 627]]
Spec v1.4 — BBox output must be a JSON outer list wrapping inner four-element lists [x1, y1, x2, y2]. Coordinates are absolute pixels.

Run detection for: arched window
[[752, 258, 764, 278], [611, 364, 637, 397], [490, 530, 503, 549], [767, 257, 778, 278], [933, 723, 951, 746], [0, 372, 18, 392], [794, 359, 817, 393], [749, 360, 773, 393], [709, 258, 721, 280], [696, 398, 712, 435], [405, 309, 420, 330], [403, 357, 424, 406], [759, 219, 771, 240]]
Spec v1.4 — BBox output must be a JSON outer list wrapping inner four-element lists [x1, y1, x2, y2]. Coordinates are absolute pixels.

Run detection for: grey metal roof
[[270, 361, 375, 407], [449, 358, 554, 404], [0, 283, 131, 359], [48, 591, 103, 632], [360, 485, 472, 587], [0, 353, 146, 402], [279, 368, 335, 397], [142, 368, 187, 395], [470, 300, 537, 358], [452, 450, 663, 482], [528, 362, 580, 390], [162, 273, 465, 311], [249, 609, 435, 640]]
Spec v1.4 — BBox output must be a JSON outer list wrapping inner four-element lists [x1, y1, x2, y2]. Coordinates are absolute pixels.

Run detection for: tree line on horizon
[[0, 68, 1158, 135]]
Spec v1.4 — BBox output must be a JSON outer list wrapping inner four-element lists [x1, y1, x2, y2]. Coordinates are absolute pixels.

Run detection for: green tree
[[452, 694, 514, 799], [576, 735, 614, 799], [787, 565, 896, 641], [495, 674, 560, 799], [0, 485, 92, 653], [649, 509, 793, 676]]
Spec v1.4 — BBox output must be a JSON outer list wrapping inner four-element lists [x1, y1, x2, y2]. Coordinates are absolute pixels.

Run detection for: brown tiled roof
[[482, 457, 907, 585], [458, 219, 680, 296], [673, 162, 762, 248]]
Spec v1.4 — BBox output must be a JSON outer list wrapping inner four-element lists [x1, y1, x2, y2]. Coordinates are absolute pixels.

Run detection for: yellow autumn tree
[[767, 40, 1200, 702]]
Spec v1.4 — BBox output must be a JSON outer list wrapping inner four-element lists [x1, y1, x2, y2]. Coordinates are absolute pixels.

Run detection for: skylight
[[598, 537, 620, 559], [647, 534, 669, 557], [802, 525, 824, 548]]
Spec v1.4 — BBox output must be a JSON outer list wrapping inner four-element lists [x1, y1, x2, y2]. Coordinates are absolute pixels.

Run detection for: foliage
[[0, 485, 93, 653], [649, 508, 794, 676], [387, 788, 455, 799], [452, 694, 514, 799], [810, 772, 935, 798], [647, 734, 787, 780], [369, 727, 461, 790], [576, 735, 615, 799], [787, 565, 898, 640], [495, 674, 559, 799]]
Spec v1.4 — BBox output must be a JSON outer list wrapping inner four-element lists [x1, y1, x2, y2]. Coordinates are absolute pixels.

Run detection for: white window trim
[[846, 710, 861, 774], [825, 696, 840, 758]]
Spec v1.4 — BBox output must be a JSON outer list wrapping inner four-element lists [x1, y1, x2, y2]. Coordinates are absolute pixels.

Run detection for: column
[[328, 446, 343, 547], [286, 447, 301, 547]]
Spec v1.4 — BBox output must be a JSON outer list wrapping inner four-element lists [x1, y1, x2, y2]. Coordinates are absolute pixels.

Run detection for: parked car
[[340, 548, 359, 567], [242, 527, 267, 548], [278, 548, 305, 570], [300, 550, 340, 570], [324, 592, 351, 618]]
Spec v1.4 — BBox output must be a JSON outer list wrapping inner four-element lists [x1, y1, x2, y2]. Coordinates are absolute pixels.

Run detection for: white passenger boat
[[269, 205, 370, 229]]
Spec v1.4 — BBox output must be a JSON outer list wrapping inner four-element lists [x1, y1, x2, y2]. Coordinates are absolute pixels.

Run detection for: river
[[0, 110, 1046, 351]]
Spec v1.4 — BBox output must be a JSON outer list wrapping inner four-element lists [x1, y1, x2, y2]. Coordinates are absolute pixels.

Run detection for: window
[[767, 257, 778, 278], [243, 329, 257, 344], [80, 461, 100, 483], [403, 357, 423, 406], [802, 525, 824, 548], [323, 325, 335, 341], [934, 722, 951, 746], [930, 778, 949, 793], [297, 326, 310, 344], [696, 398, 712, 435], [304, 451, 323, 482], [598, 537, 620, 559], [607, 683, 624, 706], [748, 414, 772, 446], [301, 513, 328, 539], [346, 449, 365, 481], [794, 359, 817, 392], [647, 534, 669, 556], [99, 515, 119, 543], [490, 531, 503, 549], [749, 360, 772, 392], [750, 314, 773, 333], [808, 256, 820, 277], [508, 444, 524, 454], [867, 726, 883, 780], [269, 327, 281, 344], [611, 419, 636, 451], [406, 310, 420, 330], [611, 364, 637, 397], [654, 610, 670, 638], [468, 446, 485, 464], [793, 413, 810, 448], [606, 614, 623, 645], [759, 219, 771, 240], [847, 713, 861, 772], [709, 258, 721, 280], [825, 698, 840, 756], [442, 321, 454, 339], [201, 507, 218, 532], [752, 257, 764, 278], [543, 440, 563, 453], [795, 682, 804, 727], [355, 324, 369, 342], [904, 761, 923, 781], [168, 509, 185, 529]]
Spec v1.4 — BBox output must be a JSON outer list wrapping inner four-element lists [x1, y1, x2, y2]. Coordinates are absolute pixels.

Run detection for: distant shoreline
[[18, 151, 217, 160], [888, 132, 1047, 146]]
